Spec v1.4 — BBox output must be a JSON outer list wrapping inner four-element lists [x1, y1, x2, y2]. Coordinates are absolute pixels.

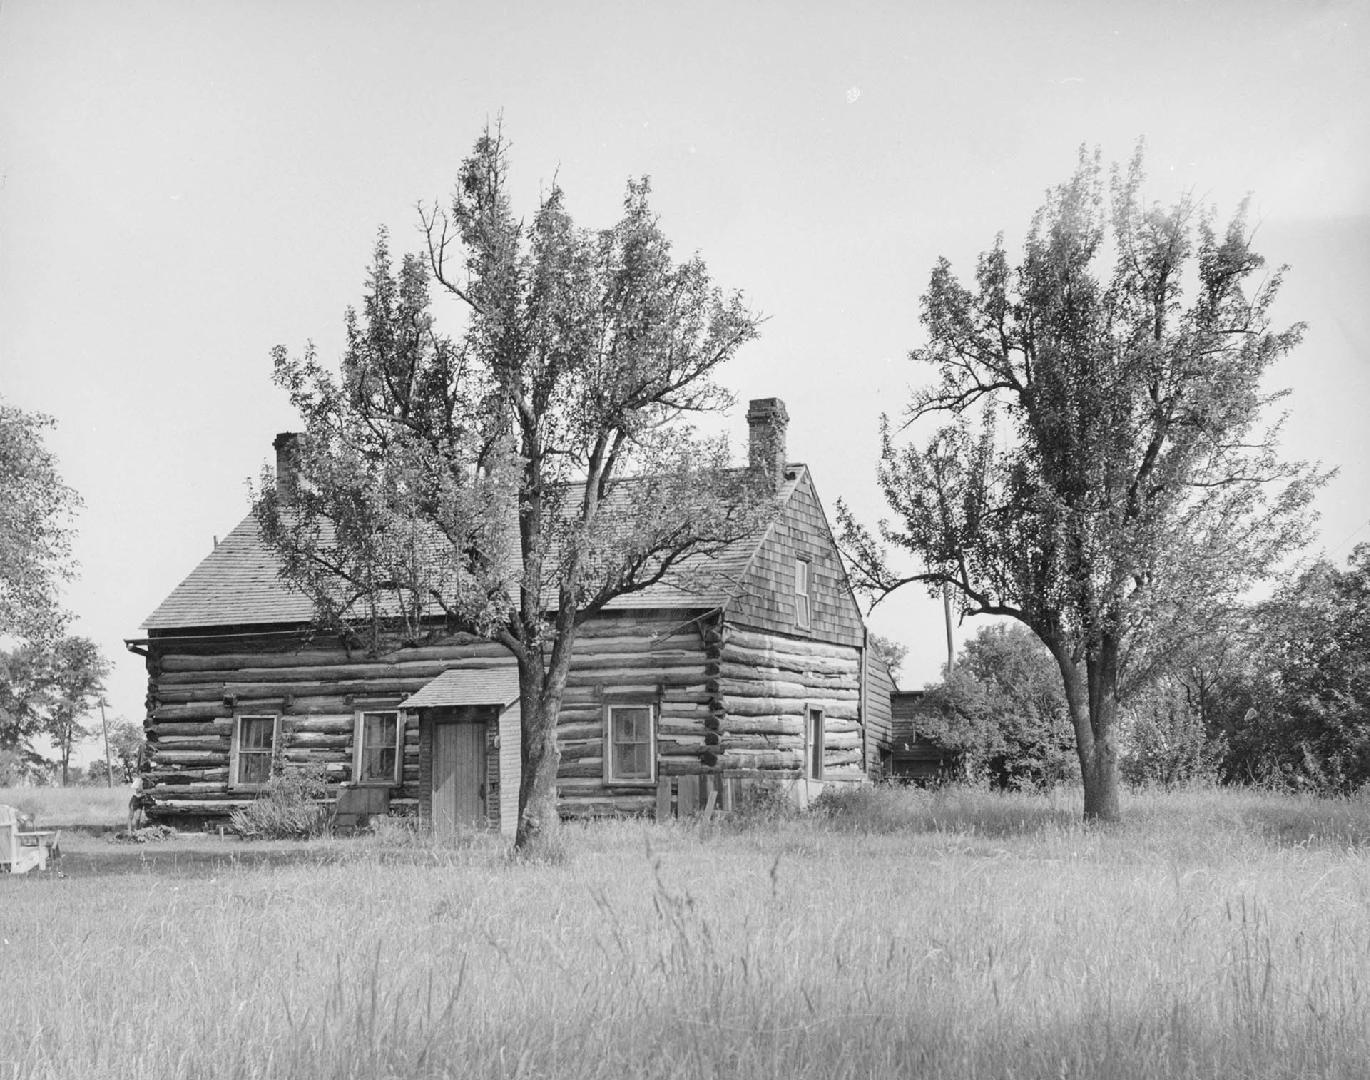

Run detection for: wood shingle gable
[[722, 466, 866, 648]]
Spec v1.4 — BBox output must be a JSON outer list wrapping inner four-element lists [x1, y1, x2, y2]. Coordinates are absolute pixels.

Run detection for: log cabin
[[128, 398, 895, 833]]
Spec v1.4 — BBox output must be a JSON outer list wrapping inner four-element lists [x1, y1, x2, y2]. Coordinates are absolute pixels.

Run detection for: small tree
[[840, 147, 1325, 821], [868, 633, 909, 683], [258, 125, 766, 851], [107, 719, 147, 785], [919, 624, 1077, 789]]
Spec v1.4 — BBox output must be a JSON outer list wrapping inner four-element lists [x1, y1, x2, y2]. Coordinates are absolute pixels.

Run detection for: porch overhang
[[400, 667, 520, 710]]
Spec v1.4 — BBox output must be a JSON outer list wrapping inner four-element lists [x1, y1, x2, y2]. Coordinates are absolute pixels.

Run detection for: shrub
[[229, 763, 330, 840]]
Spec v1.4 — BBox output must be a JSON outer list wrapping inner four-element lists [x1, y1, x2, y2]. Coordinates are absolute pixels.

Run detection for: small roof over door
[[400, 667, 520, 710]]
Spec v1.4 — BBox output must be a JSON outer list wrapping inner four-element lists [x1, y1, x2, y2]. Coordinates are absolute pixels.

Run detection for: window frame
[[353, 709, 404, 786], [795, 557, 813, 630], [805, 706, 825, 781], [230, 713, 281, 790], [603, 702, 658, 785]]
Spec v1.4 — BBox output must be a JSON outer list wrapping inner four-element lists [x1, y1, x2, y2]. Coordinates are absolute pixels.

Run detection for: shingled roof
[[141, 467, 805, 631]]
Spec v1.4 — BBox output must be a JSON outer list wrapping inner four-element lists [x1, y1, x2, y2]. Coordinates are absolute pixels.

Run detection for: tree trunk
[[515, 700, 561, 851], [513, 624, 576, 853], [1081, 642, 1122, 823], [1079, 726, 1120, 821], [1050, 636, 1123, 823]]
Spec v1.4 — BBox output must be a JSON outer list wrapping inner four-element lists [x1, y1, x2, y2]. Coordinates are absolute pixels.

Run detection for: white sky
[[2, 0, 1367, 747]]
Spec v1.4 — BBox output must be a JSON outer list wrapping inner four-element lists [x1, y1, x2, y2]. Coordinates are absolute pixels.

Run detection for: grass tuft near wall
[[3, 785, 1369, 1079]]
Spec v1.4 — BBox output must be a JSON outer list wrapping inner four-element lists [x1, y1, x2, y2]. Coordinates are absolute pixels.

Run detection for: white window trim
[[230, 713, 281, 790], [805, 706, 825, 781], [603, 702, 658, 785], [795, 558, 813, 630], [353, 709, 404, 786]]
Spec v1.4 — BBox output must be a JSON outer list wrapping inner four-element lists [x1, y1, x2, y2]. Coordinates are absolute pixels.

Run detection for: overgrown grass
[[0, 783, 132, 827], [4, 786, 1369, 1079]]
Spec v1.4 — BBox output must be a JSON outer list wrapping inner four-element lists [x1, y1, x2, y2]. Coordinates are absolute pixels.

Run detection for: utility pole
[[99, 698, 114, 788], [943, 583, 955, 675]]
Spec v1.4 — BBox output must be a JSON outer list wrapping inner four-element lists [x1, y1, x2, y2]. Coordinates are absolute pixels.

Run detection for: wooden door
[[432, 721, 488, 836]]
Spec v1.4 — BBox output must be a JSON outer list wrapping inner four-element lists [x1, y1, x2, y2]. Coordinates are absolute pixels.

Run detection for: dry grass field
[[0, 784, 133, 828], [3, 786, 1369, 1079]]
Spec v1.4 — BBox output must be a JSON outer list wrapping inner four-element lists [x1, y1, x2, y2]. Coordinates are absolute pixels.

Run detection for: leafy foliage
[[1217, 545, 1370, 790], [918, 624, 1078, 790], [0, 635, 108, 782], [257, 124, 766, 848], [0, 397, 80, 648], [839, 146, 1324, 819], [867, 633, 909, 683], [230, 763, 330, 840]]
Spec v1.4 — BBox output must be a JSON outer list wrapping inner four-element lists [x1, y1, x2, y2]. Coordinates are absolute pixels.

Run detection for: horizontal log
[[658, 734, 707, 750], [563, 670, 706, 691], [718, 676, 858, 699], [719, 749, 801, 770], [724, 629, 861, 662], [286, 716, 354, 735], [154, 736, 229, 751], [160, 656, 515, 686], [822, 748, 862, 767], [146, 721, 231, 737], [146, 767, 229, 782], [563, 651, 703, 671], [723, 715, 802, 736], [155, 677, 434, 705], [283, 733, 352, 749], [722, 696, 858, 719], [718, 652, 860, 678], [658, 718, 710, 737], [552, 722, 602, 742], [151, 750, 224, 766], [146, 781, 231, 795], [280, 749, 350, 764], [158, 639, 510, 672], [720, 734, 803, 752]]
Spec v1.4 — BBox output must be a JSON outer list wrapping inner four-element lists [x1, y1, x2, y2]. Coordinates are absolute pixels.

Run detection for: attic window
[[795, 558, 812, 630], [355, 710, 403, 785]]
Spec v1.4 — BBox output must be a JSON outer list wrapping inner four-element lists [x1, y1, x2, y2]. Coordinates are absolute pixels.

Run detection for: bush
[[229, 763, 330, 840]]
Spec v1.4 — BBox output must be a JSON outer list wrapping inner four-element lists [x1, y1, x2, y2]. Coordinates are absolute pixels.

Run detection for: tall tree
[[44, 636, 109, 786], [0, 397, 80, 647], [839, 148, 1325, 820], [257, 126, 765, 851]]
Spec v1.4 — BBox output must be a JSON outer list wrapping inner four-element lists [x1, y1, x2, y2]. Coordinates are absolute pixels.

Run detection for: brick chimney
[[746, 397, 789, 490], [273, 432, 303, 500]]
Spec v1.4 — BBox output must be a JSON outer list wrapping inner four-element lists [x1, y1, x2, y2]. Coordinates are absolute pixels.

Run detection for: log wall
[[142, 631, 514, 823], [715, 626, 866, 783], [553, 610, 713, 819], [865, 652, 895, 776]]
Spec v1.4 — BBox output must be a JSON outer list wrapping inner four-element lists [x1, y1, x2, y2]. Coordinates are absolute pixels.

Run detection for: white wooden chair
[[0, 804, 61, 874]]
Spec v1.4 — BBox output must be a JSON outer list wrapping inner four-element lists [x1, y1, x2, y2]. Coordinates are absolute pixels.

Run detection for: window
[[232, 714, 279, 788], [806, 707, 824, 780], [604, 704, 656, 784], [355, 710, 403, 785], [795, 558, 812, 629]]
